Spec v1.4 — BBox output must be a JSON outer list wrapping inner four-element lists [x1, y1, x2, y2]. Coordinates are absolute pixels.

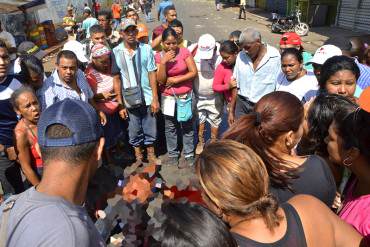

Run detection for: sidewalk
[[240, 6, 369, 53]]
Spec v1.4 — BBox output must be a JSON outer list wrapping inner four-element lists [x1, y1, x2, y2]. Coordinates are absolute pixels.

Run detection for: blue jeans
[[127, 105, 157, 147], [164, 116, 194, 158]]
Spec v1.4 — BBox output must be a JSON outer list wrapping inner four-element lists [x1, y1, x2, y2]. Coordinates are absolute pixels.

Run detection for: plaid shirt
[[37, 69, 93, 111]]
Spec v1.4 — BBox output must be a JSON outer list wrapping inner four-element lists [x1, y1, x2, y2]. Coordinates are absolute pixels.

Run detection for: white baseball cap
[[62, 40, 88, 63], [308, 44, 342, 65], [197, 34, 216, 60]]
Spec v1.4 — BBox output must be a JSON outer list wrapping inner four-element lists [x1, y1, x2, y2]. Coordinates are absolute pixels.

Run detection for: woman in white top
[[276, 48, 318, 102]]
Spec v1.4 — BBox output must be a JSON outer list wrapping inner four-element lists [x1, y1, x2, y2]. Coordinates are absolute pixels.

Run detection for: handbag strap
[[119, 44, 131, 88], [119, 42, 141, 88], [132, 43, 142, 87], [171, 88, 192, 101], [0, 194, 21, 247]]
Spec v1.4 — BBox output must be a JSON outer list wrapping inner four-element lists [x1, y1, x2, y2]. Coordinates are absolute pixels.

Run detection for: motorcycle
[[271, 8, 309, 36]]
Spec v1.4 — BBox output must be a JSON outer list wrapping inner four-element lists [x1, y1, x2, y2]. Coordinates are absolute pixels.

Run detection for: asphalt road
[[146, 0, 279, 45]]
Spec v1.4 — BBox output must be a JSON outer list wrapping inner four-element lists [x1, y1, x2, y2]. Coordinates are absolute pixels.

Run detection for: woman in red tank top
[[12, 86, 43, 186]]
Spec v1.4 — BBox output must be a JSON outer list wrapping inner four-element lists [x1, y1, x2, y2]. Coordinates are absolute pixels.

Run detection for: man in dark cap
[[0, 99, 106, 247]]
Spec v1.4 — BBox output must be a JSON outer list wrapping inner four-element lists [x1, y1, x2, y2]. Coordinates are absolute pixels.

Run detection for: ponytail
[[196, 140, 284, 233], [238, 194, 282, 231], [223, 91, 304, 190]]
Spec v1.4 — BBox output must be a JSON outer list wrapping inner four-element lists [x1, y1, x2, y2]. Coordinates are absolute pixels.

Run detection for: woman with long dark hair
[[223, 91, 336, 206], [19, 55, 45, 90], [155, 28, 197, 168], [196, 140, 362, 247], [159, 201, 237, 247], [327, 104, 370, 237], [298, 94, 357, 186]]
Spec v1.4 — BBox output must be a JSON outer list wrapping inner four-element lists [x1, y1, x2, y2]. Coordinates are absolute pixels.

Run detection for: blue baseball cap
[[38, 99, 103, 147]]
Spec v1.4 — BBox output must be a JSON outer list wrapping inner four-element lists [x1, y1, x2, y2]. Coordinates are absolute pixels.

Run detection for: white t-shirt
[[193, 46, 222, 97], [0, 30, 16, 60], [276, 71, 318, 102]]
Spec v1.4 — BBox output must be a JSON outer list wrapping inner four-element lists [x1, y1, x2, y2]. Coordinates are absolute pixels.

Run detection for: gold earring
[[343, 157, 353, 167]]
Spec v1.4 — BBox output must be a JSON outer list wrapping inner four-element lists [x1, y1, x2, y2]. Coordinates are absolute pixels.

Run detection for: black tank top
[[231, 203, 307, 247]]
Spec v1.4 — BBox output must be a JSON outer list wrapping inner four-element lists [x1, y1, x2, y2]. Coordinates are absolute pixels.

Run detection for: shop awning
[[0, 0, 45, 14]]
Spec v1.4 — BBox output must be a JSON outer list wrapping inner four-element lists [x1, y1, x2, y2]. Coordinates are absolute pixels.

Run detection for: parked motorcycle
[[271, 9, 309, 36]]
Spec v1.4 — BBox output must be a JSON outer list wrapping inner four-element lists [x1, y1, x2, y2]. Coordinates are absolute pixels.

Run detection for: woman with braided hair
[[223, 91, 336, 207], [196, 140, 363, 246]]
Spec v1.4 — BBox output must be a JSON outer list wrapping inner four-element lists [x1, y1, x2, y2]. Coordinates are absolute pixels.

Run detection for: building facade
[[336, 0, 370, 32]]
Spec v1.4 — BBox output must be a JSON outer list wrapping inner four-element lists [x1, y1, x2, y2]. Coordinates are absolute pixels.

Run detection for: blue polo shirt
[[0, 75, 22, 146], [112, 42, 157, 106]]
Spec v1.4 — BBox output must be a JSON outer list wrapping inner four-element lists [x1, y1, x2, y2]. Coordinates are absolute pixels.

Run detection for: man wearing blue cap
[[0, 99, 105, 247]]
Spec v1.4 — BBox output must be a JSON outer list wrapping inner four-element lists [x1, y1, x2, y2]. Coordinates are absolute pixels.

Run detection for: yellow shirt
[[63, 16, 76, 26]]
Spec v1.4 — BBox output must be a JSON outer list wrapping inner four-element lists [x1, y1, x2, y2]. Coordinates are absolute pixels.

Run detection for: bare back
[[288, 195, 362, 247]]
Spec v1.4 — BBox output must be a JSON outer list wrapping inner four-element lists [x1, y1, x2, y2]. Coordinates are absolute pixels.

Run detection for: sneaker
[[178, 156, 195, 169]]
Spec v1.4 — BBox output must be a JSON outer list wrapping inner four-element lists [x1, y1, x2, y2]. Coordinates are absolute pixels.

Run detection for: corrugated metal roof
[[0, 0, 44, 13]]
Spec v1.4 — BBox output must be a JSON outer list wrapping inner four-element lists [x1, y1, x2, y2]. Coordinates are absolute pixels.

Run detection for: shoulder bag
[[120, 44, 145, 109], [172, 88, 193, 122]]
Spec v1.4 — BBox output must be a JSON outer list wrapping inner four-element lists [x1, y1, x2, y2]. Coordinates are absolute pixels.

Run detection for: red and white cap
[[308, 44, 342, 65], [197, 34, 216, 60]]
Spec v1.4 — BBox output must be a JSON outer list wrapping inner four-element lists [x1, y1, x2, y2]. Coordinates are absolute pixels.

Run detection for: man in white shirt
[[0, 21, 16, 61], [229, 28, 281, 122]]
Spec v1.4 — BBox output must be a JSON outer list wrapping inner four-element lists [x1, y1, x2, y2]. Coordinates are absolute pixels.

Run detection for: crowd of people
[[0, 0, 370, 246]]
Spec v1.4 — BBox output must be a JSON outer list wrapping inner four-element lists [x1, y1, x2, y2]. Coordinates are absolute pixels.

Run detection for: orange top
[[359, 86, 370, 113], [111, 3, 121, 19]]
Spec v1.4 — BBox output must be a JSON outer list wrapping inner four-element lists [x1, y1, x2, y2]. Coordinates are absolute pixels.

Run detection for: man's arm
[[147, 48, 159, 113]]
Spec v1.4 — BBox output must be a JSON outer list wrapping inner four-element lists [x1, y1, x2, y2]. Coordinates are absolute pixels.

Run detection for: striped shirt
[[85, 65, 118, 114], [356, 60, 370, 90], [37, 69, 93, 111]]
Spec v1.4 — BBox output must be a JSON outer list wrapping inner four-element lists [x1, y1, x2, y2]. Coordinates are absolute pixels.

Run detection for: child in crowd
[[213, 40, 238, 125]]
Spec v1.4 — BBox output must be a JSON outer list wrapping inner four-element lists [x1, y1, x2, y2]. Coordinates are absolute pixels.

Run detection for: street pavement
[[147, 0, 367, 53]]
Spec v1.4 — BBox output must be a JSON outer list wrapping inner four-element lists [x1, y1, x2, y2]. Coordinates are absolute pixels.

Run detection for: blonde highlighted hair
[[196, 140, 282, 231]]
